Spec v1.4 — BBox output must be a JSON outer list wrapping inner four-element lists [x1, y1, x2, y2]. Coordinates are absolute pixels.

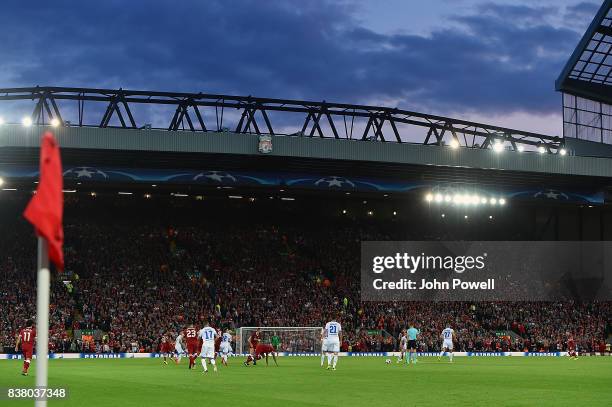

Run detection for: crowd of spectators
[[1, 197, 610, 354]]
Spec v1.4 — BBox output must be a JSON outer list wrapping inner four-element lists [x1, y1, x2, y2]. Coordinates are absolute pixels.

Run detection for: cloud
[[562, 2, 601, 31], [0, 0, 590, 127], [566, 1, 601, 17]]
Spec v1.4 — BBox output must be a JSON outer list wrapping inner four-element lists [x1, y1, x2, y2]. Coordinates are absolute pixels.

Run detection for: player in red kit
[[244, 328, 261, 366], [214, 329, 222, 361], [160, 335, 174, 365], [256, 343, 278, 366], [15, 320, 36, 376], [567, 335, 578, 360], [185, 325, 199, 369], [244, 343, 278, 366]]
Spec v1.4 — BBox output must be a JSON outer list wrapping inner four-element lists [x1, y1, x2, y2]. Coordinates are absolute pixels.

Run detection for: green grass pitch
[[1, 356, 611, 406]]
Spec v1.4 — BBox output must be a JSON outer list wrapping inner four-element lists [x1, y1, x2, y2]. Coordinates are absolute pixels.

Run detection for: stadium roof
[[556, 0, 612, 104], [0, 86, 562, 152]]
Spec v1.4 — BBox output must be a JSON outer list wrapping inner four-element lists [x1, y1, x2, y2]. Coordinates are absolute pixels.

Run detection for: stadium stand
[[1, 196, 610, 355]]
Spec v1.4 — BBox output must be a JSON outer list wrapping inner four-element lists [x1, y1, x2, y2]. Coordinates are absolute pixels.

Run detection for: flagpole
[[35, 237, 50, 407]]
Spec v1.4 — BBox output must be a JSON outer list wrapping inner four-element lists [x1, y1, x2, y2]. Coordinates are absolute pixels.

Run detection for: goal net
[[236, 327, 322, 355]]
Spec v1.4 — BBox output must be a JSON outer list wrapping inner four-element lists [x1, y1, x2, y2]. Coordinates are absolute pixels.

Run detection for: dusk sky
[[0, 0, 602, 136]]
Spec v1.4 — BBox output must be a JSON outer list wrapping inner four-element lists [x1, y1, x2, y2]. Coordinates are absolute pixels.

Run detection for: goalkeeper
[[271, 332, 281, 351]]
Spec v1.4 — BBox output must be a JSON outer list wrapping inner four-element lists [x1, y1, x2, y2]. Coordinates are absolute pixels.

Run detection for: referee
[[407, 324, 420, 365]]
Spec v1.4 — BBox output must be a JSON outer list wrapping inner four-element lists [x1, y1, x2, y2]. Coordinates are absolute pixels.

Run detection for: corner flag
[[23, 131, 64, 407], [24, 131, 64, 270]]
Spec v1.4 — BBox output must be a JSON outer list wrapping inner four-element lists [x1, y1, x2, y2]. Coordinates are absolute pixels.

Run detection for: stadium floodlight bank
[[237, 327, 322, 356]]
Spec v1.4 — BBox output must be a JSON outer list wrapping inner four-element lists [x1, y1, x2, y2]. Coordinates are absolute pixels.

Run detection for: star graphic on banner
[[75, 168, 94, 178], [194, 171, 236, 183], [545, 190, 559, 199], [206, 172, 225, 182], [315, 176, 355, 188], [326, 178, 344, 187]]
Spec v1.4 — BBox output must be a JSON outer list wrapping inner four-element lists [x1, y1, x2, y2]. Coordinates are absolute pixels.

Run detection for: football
[[385, 359, 392, 364]]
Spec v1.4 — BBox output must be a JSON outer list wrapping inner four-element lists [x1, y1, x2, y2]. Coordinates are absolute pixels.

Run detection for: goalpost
[[237, 327, 323, 355]]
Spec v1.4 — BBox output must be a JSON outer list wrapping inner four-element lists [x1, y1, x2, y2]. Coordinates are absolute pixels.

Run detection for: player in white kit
[[324, 317, 342, 371], [219, 329, 233, 366], [438, 326, 455, 363], [198, 322, 218, 373], [397, 329, 407, 363], [175, 332, 186, 364], [320, 327, 329, 367]]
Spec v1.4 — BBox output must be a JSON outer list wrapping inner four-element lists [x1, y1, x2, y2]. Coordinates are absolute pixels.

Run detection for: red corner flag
[[23, 132, 64, 270]]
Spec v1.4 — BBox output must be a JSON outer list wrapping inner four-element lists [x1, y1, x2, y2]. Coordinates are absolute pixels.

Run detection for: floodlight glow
[[434, 194, 443, 202], [449, 139, 459, 149], [342, 209, 347, 214], [50, 118, 60, 127], [559, 148, 567, 156], [464, 215, 468, 219], [393, 211, 397, 216], [22, 117, 32, 127], [453, 195, 461, 204], [490, 198, 497, 205], [444, 195, 451, 202], [0, 117, 4, 125], [499, 198, 506, 205], [538, 146, 546, 154], [425, 193, 433, 202], [470, 195, 480, 205], [517, 145, 524, 152], [493, 142, 504, 153], [489, 215, 493, 219], [0, 178, 3, 186], [441, 213, 445, 218], [480, 197, 487, 204]]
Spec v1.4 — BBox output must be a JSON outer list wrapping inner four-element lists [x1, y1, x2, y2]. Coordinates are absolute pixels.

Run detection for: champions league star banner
[[361, 241, 612, 302], [509, 188, 605, 204], [0, 165, 605, 204]]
